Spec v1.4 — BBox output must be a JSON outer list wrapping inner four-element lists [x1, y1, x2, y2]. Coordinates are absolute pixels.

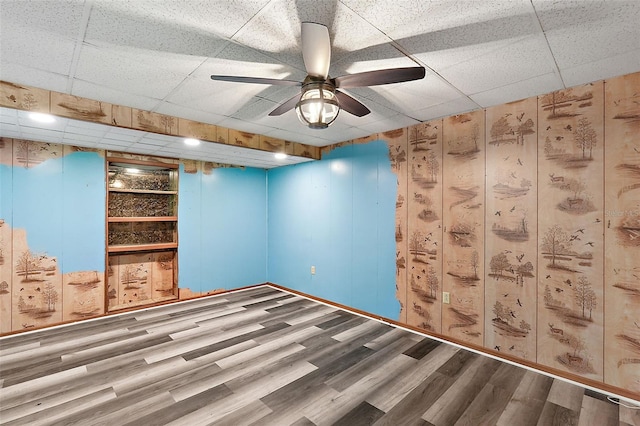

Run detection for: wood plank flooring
[[1, 286, 638, 425]]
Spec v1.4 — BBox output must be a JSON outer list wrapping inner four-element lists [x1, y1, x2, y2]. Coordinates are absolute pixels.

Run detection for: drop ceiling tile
[[0, 122, 18, 133], [153, 145, 188, 154], [0, 107, 18, 119], [357, 114, 421, 135], [84, 3, 231, 59], [560, 50, 640, 88], [320, 125, 375, 142], [62, 137, 95, 148], [250, 110, 300, 132], [17, 117, 67, 133], [74, 43, 204, 100], [0, 29, 76, 76], [1, 129, 20, 139], [141, 132, 180, 143], [434, 34, 557, 95], [231, 98, 279, 120], [332, 102, 400, 128], [330, 43, 414, 77], [470, 71, 563, 107], [215, 116, 280, 138], [412, 96, 480, 122], [230, 0, 306, 71], [355, 74, 465, 118], [0, 63, 70, 93], [0, 0, 86, 39], [534, 0, 640, 70], [254, 85, 302, 105], [279, 124, 347, 144], [63, 134, 103, 145], [203, 40, 306, 81], [89, 0, 270, 41], [71, 80, 161, 112], [0, 114, 17, 125], [164, 74, 266, 117], [103, 126, 145, 140], [131, 138, 170, 147], [124, 145, 160, 155], [102, 133, 141, 144], [317, 2, 390, 65], [98, 138, 134, 147], [20, 130, 63, 144], [155, 102, 228, 126], [264, 128, 327, 146], [349, 0, 538, 52], [64, 124, 109, 138]]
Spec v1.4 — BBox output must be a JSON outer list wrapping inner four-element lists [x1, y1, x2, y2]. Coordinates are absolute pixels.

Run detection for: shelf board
[[108, 188, 177, 195], [107, 156, 179, 170], [108, 216, 177, 223], [108, 243, 177, 253]]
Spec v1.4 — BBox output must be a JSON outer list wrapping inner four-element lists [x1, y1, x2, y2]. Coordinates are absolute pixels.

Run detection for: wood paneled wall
[[373, 71, 640, 394]]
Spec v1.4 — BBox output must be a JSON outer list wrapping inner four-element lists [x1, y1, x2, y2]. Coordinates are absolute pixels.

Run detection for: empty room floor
[[1, 286, 638, 425]]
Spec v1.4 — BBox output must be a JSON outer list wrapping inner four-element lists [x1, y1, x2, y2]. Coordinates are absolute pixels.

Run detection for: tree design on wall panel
[[537, 81, 604, 380], [407, 120, 443, 333], [11, 232, 62, 330], [389, 72, 640, 395], [484, 98, 538, 360], [604, 71, 640, 392], [442, 111, 485, 345]]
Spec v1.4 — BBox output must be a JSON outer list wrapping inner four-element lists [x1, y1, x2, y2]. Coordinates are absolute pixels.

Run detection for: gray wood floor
[[0, 286, 638, 426]]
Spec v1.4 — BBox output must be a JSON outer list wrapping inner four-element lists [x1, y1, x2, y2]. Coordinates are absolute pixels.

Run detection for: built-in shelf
[[107, 242, 178, 253], [108, 216, 178, 223], [106, 158, 179, 312], [108, 188, 178, 195]]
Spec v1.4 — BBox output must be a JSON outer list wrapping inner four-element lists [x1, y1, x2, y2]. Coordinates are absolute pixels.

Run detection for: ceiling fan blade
[[301, 22, 331, 79], [269, 93, 302, 116], [211, 75, 301, 86], [334, 67, 425, 88], [335, 90, 370, 117]]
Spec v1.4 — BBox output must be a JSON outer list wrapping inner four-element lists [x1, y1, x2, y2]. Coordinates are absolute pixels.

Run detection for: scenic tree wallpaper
[[389, 72, 639, 393]]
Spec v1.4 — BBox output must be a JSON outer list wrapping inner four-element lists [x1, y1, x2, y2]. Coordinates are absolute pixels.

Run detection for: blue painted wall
[[2, 140, 397, 323], [178, 165, 267, 293], [2, 151, 105, 274], [267, 141, 400, 320]]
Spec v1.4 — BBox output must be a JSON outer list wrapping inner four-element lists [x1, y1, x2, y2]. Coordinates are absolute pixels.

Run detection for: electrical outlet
[[443, 292, 450, 304], [311, 265, 316, 275]]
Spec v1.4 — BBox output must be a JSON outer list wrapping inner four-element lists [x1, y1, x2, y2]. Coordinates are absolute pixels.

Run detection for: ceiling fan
[[211, 22, 426, 129]]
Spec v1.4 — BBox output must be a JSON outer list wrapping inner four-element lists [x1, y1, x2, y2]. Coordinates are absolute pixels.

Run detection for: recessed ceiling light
[[274, 153, 287, 160], [184, 138, 200, 146], [28, 112, 55, 123]]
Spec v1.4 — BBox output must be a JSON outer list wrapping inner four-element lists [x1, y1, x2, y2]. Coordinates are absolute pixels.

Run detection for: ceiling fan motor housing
[[296, 78, 340, 129]]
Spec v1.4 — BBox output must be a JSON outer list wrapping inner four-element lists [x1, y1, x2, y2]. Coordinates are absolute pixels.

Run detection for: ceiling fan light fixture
[[295, 81, 339, 129]]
